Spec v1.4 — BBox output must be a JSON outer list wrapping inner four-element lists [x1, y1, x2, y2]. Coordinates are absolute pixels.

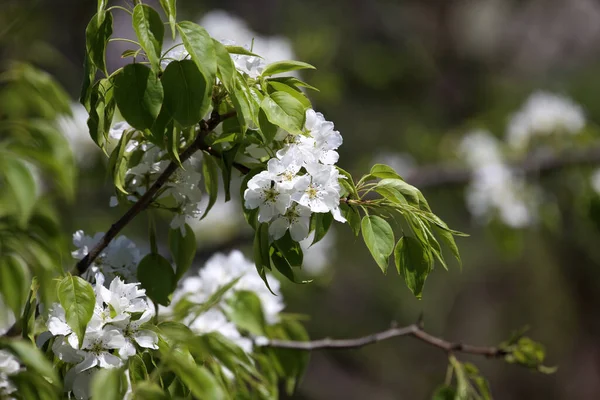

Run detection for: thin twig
[[264, 323, 507, 358], [72, 111, 240, 276]]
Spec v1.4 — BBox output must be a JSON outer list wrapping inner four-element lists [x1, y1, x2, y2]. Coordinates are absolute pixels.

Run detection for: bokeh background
[[3, 0, 600, 398]]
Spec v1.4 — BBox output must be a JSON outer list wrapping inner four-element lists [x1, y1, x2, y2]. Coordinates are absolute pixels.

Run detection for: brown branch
[[72, 111, 243, 276], [264, 323, 507, 358]]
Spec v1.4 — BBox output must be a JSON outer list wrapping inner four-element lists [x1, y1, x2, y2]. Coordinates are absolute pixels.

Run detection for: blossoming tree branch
[[0, 1, 553, 399]]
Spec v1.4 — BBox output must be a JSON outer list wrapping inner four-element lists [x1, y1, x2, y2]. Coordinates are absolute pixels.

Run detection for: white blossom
[[0, 350, 20, 399], [460, 130, 535, 228], [292, 164, 342, 214], [72, 231, 141, 284], [269, 203, 312, 241], [169, 251, 285, 353], [56, 102, 95, 166], [244, 171, 292, 222], [506, 91, 585, 151]]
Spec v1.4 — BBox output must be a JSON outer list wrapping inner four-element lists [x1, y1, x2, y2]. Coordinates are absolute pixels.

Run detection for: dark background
[[3, 0, 600, 398]]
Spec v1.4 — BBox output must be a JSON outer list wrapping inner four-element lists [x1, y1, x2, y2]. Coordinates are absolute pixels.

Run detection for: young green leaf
[[369, 163, 404, 180], [0, 154, 37, 225], [434, 225, 462, 268], [114, 63, 164, 130], [161, 60, 209, 127], [85, 11, 113, 76], [201, 153, 219, 219], [90, 368, 127, 400], [137, 253, 176, 306], [221, 144, 241, 201], [394, 236, 433, 299], [177, 22, 217, 85], [1, 340, 60, 387], [225, 45, 260, 57], [376, 178, 420, 205], [267, 81, 312, 109], [132, 4, 164, 72], [225, 290, 266, 335], [260, 91, 306, 135], [310, 212, 333, 245], [159, 0, 177, 39], [258, 108, 278, 144], [0, 254, 29, 316], [169, 224, 197, 282], [361, 215, 395, 273], [341, 203, 361, 236], [261, 60, 316, 77], [213, 39, 235, 92], [274, 232, 304, 267], [164, 349, 226, 400], [57, 275, 96, 347]]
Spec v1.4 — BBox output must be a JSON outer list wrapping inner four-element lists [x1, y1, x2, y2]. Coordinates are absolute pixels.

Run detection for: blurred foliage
[[3, 0, 600, 398]]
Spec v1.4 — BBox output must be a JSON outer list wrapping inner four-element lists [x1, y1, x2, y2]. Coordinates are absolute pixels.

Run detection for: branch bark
[[72, 111, 243, 276], [264, 323, 507, 358]]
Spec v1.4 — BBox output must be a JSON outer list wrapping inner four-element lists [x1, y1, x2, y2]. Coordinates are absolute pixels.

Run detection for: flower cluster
[[108, 122, 204, 234], [169, 251, 284, 353], [244, 109, 346, 241], [45, 274, 157, 399], [0, 350, 19, 399], [72, 230, 142, 284], [507, 91, 586, 151], [460, 130, 536, 228]]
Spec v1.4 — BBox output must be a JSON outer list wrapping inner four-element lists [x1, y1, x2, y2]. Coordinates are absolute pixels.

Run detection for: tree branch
[[264, 323, 507, 358], [72, 111, 242, 276]]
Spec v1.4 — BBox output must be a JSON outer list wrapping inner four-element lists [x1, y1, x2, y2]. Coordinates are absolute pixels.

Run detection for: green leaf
[[221, 143, 241, 201], [90, 368, 127, 400], [85, 11, 113, 76], [56, 275, 95, 347], [253, 223, 275, 294], [337, 167, 359, 199], [128, 354, 149, 384], [107, 126, 134, 194], [201, 152, 219, 219], [133, 381, 170, 399], [159, 0, 177, 39], [225, 290, 266, 335], [225, 45, 260, 57], [164, 350, 226, 400], [1, 340, 60, 387], [114, 63, 164, 130], [0, 154, 37, 225], [434, 225, 462, 268], [137, 253, 176, 306], [274, 232, 304, 267], [310, 212, 333, 245], [370, 163, 404, 179], [432, 385, 456, 400], [213, 39, 235, 92], [340, 203, 361, 236], [361, 215, 394, 273], [376, 178, 420, 205], [7, 371, 60, 400], [132, 4, 164, 73], [394, 236, 433, 299], [177, 22, 217, 86], [260, 91, 306, 135], [169, 224, 197, 282], [267, 81, 312, 109], [258, 108, 278, 144], [261, 60, 315, 77], [87, 78, 115, 149], [161, 60, 209, 127], [0, 254, 29, 316], [268, 76, 320, 92]]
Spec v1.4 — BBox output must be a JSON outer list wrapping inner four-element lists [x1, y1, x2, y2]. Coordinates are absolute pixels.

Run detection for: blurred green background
[[3, 0, 600, 398]]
